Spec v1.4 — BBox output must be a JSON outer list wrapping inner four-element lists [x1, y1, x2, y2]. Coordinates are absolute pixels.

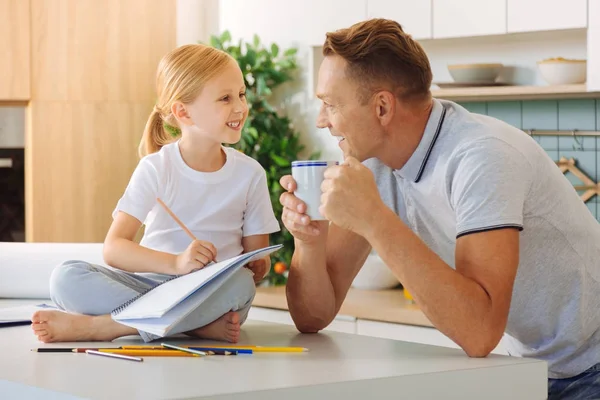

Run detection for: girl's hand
[[245, 256, 270, 283], [174, 240, 217, 274]]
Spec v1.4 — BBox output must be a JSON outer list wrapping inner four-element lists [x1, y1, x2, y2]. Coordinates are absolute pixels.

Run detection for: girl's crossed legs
[[32, 260, 256, 343]]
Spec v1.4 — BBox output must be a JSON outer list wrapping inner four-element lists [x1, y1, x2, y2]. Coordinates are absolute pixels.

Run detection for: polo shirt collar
[[395, 98, 447, 182]]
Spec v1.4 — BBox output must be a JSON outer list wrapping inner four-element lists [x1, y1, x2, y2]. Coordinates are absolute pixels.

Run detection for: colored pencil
[[161, 343, 207, 356], [32, 348, 79, 353], [98, 349, 200, 357], [86, 350, 143, 362], [191, 345, 308, 353], [156, 198, 196, 241], [121, 345, 308, 353], [188, 347, 248, 354]]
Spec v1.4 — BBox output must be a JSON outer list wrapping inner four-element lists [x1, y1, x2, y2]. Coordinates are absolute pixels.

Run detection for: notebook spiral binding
[[110, 274, 180, 316]]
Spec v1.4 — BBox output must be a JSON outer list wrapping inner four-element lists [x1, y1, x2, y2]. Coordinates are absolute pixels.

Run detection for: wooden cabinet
[[0, 0, 30, 100], [26, 0, 176, 242], [433, 0, 506, 38], [367, 0, 432, 40], [507, 0, 587, 33]]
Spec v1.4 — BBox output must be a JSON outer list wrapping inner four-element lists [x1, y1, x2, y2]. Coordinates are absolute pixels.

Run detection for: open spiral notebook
[[111, 244, 282, 337]]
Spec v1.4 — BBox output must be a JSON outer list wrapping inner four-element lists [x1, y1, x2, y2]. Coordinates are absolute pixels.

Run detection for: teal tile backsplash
[[458, 99, 600, 222]]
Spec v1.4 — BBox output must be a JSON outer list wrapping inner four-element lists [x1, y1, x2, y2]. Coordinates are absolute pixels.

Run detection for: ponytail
[[138, 106, 177, 158], [139, 44, 233, 158]]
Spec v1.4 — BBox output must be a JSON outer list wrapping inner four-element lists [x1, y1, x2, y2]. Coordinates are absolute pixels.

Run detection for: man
[[279, 18, 600, 399]]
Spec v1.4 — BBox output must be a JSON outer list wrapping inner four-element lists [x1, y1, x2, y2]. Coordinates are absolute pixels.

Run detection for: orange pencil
[[157, 198, 196, 240], [98, 349, 200, 357]]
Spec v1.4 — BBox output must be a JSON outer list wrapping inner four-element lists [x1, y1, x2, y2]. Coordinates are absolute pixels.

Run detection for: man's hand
[[245, 256, 270, 283], [320, 156, 386, 236], [279, 175, 328, 243]]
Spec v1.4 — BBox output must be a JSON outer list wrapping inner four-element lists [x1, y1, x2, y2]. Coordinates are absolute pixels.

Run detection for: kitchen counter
[[0, 300, 546, 399], [254, 286, 433, 328]]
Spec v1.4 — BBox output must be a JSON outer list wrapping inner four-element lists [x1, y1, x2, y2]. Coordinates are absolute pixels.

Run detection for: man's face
[[315, 55, 384, 161]]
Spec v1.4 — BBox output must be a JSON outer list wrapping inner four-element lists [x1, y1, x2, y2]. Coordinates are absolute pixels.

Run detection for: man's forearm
[[285, 238, 337, 332], [364, 207, 502, 356]]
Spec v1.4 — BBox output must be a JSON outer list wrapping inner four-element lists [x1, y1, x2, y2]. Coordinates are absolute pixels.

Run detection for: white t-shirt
[[113, 141, 280, 260]]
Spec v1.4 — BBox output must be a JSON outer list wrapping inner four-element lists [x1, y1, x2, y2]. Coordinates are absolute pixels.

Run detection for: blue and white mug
[[291, 160, 339, 221]]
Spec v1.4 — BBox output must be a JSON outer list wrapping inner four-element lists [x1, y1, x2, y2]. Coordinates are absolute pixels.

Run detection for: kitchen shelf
[[431, 84, 600, 102]]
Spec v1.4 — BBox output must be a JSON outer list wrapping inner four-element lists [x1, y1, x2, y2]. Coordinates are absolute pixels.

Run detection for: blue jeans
[[49, 260, 256, 342], [548, 363, 600, 399]]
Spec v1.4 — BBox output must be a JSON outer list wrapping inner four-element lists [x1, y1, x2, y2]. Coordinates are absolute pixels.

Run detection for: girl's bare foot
[[31, 310, 137, 343], [186, 312, 241, 343]]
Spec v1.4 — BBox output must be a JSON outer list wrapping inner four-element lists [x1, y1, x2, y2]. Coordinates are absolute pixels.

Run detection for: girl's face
[[177, 59, 248, 145]]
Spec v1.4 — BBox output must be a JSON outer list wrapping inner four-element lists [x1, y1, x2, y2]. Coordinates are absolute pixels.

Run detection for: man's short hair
[[323, 18, 433, 104]]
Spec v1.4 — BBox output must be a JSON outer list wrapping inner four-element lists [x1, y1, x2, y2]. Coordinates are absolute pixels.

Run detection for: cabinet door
[[507, 0, 587, 33], [433, 0, 506, 39], [219, 0, 367, 47], [27, 0, 176, 243], [0, 0, 30, 100], [367, 0, 432, 40]]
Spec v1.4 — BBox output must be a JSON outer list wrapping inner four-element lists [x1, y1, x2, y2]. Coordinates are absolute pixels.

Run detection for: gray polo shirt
[[364, 98, 600, 379]]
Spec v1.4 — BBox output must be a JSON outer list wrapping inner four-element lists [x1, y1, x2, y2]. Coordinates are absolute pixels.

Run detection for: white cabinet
[[219, 0, 367, 47], [356, 319, 510, 355], [305, 0, 368, 46], [507, 0, 587, 33], [367, 0, 432, 40], [433, 0, 507, 39], [248, 307, 357, 334]]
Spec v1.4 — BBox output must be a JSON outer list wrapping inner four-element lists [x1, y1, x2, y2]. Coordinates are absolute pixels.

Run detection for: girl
[[31, 44, 280, 343]]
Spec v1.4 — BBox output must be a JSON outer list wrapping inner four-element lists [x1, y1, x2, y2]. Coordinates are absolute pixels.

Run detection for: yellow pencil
[[187, 345, 309, 353], [120, 345, 309, 353], [99, 349, 200, 357]]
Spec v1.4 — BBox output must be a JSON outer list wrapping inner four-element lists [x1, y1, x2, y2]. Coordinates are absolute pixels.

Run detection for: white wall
[[178, 1, 589, 162], [176, 0, 220, 46], [0, 107, 25, 148]]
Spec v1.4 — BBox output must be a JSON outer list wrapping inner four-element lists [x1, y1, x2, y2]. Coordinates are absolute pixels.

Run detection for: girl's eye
[[221, 95, 230, 101], [240, 92, 246, 98]]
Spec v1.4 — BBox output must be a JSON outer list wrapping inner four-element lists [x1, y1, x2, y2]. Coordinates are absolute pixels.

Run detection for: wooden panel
[[31, 0, 176, 102], [432, 84, 600, 102], [0, 0, 30, 100], [26, 101, 153, 242]]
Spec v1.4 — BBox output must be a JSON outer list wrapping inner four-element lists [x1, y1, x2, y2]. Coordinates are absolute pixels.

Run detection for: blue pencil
[[189, 347, 252, 354]]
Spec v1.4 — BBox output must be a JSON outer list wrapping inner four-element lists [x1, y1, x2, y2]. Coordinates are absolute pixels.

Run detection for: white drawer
[[356, 319, 509, 355], [248, 307, 357, 334]]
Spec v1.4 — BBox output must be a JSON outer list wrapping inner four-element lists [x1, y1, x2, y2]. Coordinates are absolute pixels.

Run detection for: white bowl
[[351, 253, 399, 290], [447, 63, 503, 83], [537, 58, 586, 85]]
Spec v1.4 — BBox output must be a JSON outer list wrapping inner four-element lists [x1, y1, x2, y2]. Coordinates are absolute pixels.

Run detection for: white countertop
[[0, 299, 547, 399]]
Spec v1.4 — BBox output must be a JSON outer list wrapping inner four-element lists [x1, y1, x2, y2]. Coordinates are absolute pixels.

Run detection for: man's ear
[[374, 91, 395, 126], [171, 101, 193, 126]]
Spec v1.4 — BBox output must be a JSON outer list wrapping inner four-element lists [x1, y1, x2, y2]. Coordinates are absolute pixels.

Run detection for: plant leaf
[[270, 153, 290, 167], [271, 43, 279, 58]]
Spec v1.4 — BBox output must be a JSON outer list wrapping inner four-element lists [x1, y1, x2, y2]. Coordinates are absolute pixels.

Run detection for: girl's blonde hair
[[139, 44, 234, 158]]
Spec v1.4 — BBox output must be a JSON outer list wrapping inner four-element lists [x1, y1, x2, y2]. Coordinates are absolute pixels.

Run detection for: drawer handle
[[0, 158, 13, 168]]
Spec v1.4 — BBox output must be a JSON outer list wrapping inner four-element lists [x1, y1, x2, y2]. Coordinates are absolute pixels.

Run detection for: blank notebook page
[[113, 253, 246, 320]]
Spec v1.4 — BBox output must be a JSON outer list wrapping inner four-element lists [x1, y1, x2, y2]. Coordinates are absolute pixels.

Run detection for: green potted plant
[[206, 31, 319, 285]]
